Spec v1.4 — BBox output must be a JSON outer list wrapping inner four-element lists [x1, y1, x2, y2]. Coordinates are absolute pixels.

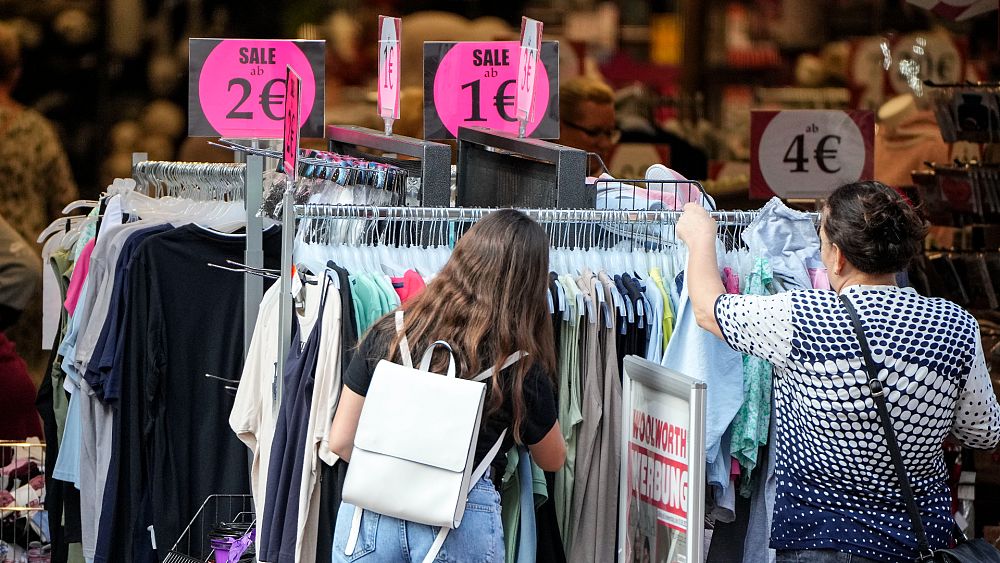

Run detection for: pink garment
[[731, 457, 741, 479], [722, 267, 740, 294], [808, 267, 831, 290], [64, 238, 95, 315], [390, 270, 426, 303]]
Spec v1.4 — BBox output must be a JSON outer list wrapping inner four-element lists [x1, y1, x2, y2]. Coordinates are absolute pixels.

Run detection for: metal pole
[[275, 188, 294, 408], [243, 143, 265, 359]]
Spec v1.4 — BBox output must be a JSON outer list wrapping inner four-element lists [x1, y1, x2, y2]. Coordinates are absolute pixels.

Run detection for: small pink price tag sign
[[282, 66, 302, 182], [423, 40, 559, 140], [378, 16, 402, 121], [516, 17, 543, 125], [188, 38, 325, 138]]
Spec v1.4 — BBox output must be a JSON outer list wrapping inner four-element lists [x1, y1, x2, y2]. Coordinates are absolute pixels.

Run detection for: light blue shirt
[[661, 257, 743, 497]]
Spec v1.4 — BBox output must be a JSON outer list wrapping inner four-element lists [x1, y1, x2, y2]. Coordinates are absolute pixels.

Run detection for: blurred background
[[1, 0, 995, 199]]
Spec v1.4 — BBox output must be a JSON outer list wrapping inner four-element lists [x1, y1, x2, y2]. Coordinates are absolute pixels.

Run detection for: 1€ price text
[[426, 41, 554, 139]]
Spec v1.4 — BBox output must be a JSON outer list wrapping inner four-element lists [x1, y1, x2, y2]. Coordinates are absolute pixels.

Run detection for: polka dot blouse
[[715, 285, 1000, 562]]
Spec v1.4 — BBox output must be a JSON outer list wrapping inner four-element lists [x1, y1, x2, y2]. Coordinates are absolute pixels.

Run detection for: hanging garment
[[730, 258, 775, 490], [567, 270, 622, 563], [298, 276, 343, 563], [501, 448, 547, 563], [661, 261, 744, 517], [259, 278, 330, 563], [229, 282, 283, 544], [107, 225, 281, 562], [554, 275, 583, 554], [742, 197, 821, 292], [78, 224, 170, 561], [390, 269, 426, 303]]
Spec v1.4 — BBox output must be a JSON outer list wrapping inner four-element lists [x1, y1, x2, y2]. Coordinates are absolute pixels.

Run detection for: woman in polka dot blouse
[[677, 181, 1000, 563]]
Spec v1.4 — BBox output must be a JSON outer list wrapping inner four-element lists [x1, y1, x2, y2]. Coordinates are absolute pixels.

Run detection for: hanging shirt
[[715, 285, 1000, 562], [259, 278, 331, 563], [108, 224, 282, 562], [63, 240, 95, 316], [554, 274, 583, 554], [729, 258, 775, 491], [391, 269, 427, 303], [649, 267, 674, 347], [229, 282, 282, 550], [741, 197, 821, 292], [662, 260, 744, 505]]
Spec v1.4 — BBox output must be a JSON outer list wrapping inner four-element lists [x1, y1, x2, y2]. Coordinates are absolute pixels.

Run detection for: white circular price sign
[[751, 110, 874, 199]]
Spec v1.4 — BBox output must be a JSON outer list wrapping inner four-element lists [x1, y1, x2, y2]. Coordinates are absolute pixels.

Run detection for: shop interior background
[[1, 0, 995, 204]]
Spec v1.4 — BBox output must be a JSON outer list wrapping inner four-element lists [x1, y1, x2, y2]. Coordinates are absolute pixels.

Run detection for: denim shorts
[[776, 550, 881, 563], [332, 475, 504, 563]]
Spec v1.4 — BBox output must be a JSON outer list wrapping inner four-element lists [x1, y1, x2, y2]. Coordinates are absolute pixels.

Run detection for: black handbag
[[840, 294, 1000, 563]]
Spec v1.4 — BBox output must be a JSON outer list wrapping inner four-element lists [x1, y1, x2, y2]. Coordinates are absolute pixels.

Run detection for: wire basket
[[163, 495, 255, 563], [0, 440, 48, 563]]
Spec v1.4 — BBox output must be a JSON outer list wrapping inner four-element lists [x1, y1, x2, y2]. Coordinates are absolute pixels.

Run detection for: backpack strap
[[472, 351, 527, 382], [421, 428, 508, 563], [418, 341, 457, 378], [394, 310, 413, 369]]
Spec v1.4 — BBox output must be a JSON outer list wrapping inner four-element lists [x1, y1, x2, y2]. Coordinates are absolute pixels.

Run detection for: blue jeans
[[333, 476, 505, 563], [777, 550, 881, 563]]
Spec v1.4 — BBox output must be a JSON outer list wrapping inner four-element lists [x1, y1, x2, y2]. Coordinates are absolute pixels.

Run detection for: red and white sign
[[188, 38, 324, 138], [907, 0, 997, 21], [623, 378, 690, 563], [750, 110, 874, 199], [282, 66, 301, 182], [516, 17, 544, 124], [378, 16, 402, 120]]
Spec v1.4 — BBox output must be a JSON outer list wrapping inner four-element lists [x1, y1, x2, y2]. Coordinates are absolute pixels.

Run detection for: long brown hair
[[369, 209, 557, 444]]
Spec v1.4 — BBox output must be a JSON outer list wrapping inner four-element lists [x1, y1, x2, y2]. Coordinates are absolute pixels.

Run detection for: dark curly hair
[[823, 181, 928, 275]]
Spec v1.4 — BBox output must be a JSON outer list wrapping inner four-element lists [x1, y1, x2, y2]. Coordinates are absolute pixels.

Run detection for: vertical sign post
[[378, 16, 402, 136], [516, 17, 543, 138], [276, 65, 302, 406]]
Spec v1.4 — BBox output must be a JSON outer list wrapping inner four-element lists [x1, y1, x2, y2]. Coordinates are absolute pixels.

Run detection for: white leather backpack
[[342, 310, 525, 563]]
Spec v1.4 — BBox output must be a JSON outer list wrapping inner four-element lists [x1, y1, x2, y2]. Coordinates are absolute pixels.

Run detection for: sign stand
[[618, 355, 707, 563], [327, 125, 452, 207], [243, 140, 265, 359], [456, 126, 587, 208]]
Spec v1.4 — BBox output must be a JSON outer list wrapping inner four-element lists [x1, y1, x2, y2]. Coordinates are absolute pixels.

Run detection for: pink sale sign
[[423, 41, 559, 140], [188, 39, 326, 138]]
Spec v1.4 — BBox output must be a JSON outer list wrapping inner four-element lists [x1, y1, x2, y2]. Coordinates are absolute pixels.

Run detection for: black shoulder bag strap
[[839, 294, 937, 563]]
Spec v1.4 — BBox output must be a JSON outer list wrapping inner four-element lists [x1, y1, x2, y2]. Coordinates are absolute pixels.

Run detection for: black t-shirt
[[343, 324, 558, 482], [110, 224, 282, 560]]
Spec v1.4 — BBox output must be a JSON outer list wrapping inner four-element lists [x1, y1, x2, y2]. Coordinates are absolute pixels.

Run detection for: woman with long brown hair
[[329, 209, 566, 563]]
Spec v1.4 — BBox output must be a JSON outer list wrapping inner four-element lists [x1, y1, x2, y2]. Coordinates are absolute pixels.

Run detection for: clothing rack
[[291, 204, 769, 224], [130, 155, 267, 357], [274, 203, 819, 403]]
